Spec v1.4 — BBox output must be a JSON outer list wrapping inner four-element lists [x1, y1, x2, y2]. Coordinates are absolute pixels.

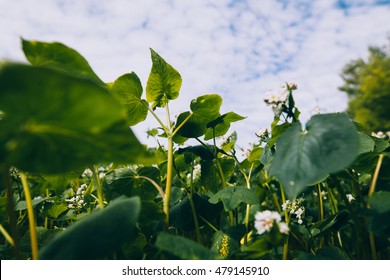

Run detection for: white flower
[[254, 210, 288, 235], [255, 128, 269, 139], [193, 164, 201, 178], [371, 131, 386, 139], [282, 200, 290, 211], [346, 194, 355, 202], [282, 197, 305, 225], [278, 222, 289, 234], [287, 81, 297, 90], [82, 168, 93, 178]]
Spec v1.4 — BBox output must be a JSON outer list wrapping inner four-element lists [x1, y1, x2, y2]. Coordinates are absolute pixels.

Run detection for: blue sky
[[1, 0, 389, 151]]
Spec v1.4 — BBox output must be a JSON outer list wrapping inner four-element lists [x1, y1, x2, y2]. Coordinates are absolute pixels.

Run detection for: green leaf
[[39, 196, 140, 259], [209, 186, 258, 211], [110, 72, 148, 126], [45, 203, 69, 219], [0, 64, 150, 173], [21, 39, 103, 84], [177, 145, 214, 161], [146, 48, 182, 108], [211, 230, 239, 258], [15, 197, 47, 211], [176, 94, 222, 138], [269, 113, 359, 198], [369, 191, 390, 232], [155, 232, 217, 260], [357, 132, 375, 154], [204, 112, 245, 140]]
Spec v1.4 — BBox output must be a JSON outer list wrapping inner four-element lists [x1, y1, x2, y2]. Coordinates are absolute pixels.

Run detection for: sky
[[1, 0, 389, 151]]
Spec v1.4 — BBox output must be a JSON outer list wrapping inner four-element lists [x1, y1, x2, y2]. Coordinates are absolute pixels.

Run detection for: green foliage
[[38, 197, 140, 259], [1, 38, 389, 261], [146, 48, 182, 109], [269, 113, 360, 198], [339, 42, 390, 131]]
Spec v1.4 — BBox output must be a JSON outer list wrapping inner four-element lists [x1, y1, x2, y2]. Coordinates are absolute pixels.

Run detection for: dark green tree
[[339, 40, 390, 132]]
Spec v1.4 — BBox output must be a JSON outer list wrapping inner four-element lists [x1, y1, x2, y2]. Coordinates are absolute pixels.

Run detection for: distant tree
[[339, 40, 390, 132]]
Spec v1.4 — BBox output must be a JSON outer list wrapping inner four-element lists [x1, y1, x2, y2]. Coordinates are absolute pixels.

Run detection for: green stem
[[164, 136, 173, 225], [280, 184, 289, 260], [188, 161, 202, 243], [172, 112, 193, 137], [92, 166, 104, 209], [135, 176, 165, 198], [316, 183, 324, 248], [3, 167, 20, 259], [367, 153, 384, 260], [199, 215, 218, 232], [146, 105, 168, 133], [243, 163, 254, 244], [20, 172, 38, 260], [0, 223, 15, 247]]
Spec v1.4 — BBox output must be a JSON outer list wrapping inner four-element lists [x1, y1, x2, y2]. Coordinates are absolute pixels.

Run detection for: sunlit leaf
[[146, 48, 182, 108], [111, 72, 148, 126]]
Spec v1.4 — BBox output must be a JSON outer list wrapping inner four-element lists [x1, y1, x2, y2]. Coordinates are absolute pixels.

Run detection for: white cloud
[[0, 0, 389, 150]]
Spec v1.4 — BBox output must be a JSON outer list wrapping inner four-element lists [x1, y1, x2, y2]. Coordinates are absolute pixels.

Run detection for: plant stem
[[367, 153, 384, 260], [135, 176, 165, 198], [92, 166, 104, 209], [243, 163, 254, 244], [316, 183, 324, 248], [164, 136, 173, 225], [0, 223, 15, 247], [188, 161, 202, 243], [280, 184, 289, 260], [20, 172, 38, 260], [3, 167, 20, 259]]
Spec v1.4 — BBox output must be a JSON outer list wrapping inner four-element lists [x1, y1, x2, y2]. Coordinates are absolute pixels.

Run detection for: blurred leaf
[[22, 39, 103, 84], [39, 196, 140, 259], [369, 191, 390, 232], [155, 232, 217, 260], [15, 197, 47, 211], [177, 145, 214, 161], [110, 72, 148, 126], [45, 203, 69, 219], [146, 48, 182, 108], [0, 64, 151, 173], [209, 186, 258, 211], [269, 113, 359, 198]]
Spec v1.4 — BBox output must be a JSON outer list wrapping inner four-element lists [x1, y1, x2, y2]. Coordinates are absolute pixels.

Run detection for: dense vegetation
[[0, 39, 389, 260]]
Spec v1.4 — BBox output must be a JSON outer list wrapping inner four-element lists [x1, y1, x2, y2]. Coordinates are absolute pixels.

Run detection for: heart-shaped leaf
[[176, 94, 222, 138], [209, 186, 258, 211], [146, 48, 182, 108], [111, 72, 148, 126], [269, 113, 359, 198]]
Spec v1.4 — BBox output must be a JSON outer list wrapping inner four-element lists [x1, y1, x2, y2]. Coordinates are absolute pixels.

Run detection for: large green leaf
[[146, 48, 182, 108], [209, 186, 258, 211], [369, 191, 390, 232], [269, 113, 359, 198], [204, 111, 245, 140], [110, 72, 148, 126], [0, 64, 150, 173], [176, 94, 222, 138], [39, 196, 140, 259], [155, 232, 217, 260], [22, 39, 103, 84]]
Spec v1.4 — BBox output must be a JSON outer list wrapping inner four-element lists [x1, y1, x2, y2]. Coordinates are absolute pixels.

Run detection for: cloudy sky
[[1, 0, 389, 151]]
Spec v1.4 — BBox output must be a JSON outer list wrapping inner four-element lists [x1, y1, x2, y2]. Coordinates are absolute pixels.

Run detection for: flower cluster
[[254, 210, 289, 235], [263, 82, 297, 115], [371, 131, 390, 139], [187, 163, 201, 180], [66, 184, 87, 210], [282, 197, 305, 224]]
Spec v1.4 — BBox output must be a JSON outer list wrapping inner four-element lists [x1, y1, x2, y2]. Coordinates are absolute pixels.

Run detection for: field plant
[[0, 39, 389, 260]]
